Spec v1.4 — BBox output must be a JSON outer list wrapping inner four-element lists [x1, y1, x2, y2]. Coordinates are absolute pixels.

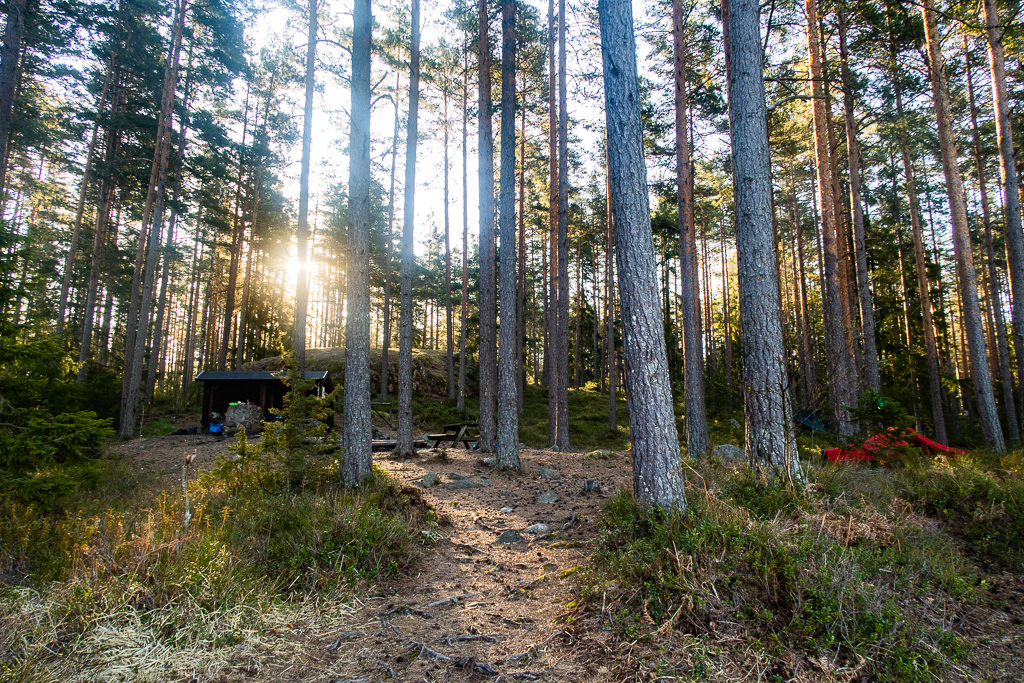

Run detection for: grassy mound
[[575, 450, 1024, 681]]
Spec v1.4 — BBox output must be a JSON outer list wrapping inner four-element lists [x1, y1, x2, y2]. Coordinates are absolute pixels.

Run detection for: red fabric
[[824, 429, 963, 463]]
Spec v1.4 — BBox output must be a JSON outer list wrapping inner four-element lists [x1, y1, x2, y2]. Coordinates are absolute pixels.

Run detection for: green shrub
[[580, 473, 972, 681]]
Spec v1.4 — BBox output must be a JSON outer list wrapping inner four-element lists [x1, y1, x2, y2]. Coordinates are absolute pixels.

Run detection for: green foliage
[[848, 391, 913, 436], [139, 417, 176, 438], [580, 459, 975, 681]]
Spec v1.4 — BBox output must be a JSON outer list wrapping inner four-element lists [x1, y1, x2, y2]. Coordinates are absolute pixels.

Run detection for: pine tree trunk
[[396, 0, 421, 457], [0, 0, 26, 201], [605, 160, 617, 430], [496, 0, 520, 469], [458, 66, 469, 413], [598, 0, 686, 509], [966, 41, 1019, 443], [58, 55, 115, 334], [478, 0, 497, 451], [516, 98, 527, 411], [981, 0, 1024, 435], [726, 0, 803, 480], [554, 0, 571, 450], [546, 0, 558, 442], [120, 0, 187, 437], [921, 0, 1004, 452], [838, 12, 879, 393], [722, 225, 733, 396], [673, 0, 709, 457], [444, 90, 455, 404], [381, 75, 400, 400], [343, 0, 373, 485], [294, 0, 316, 378], [805, 0, 856, 436]]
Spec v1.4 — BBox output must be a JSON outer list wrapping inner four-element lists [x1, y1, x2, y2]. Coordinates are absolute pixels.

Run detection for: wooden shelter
[[195, 370, 334, 429]]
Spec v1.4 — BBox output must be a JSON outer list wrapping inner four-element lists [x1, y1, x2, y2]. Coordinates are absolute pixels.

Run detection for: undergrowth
[[0, 410, 434, 680], [578, 459, 983, 682]]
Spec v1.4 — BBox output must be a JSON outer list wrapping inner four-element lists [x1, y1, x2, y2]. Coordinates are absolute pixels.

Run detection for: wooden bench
[[427, 422, 479, 449]]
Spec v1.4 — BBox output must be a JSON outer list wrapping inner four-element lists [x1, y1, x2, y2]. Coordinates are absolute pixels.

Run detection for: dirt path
[[305, 446, 632, 682]]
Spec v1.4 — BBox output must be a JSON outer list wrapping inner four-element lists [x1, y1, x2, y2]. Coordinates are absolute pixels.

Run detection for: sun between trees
[[4, 0, 1023, 508]]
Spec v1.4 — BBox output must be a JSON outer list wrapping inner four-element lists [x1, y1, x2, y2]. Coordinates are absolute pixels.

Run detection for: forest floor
[[4, 413, 1024, 682]]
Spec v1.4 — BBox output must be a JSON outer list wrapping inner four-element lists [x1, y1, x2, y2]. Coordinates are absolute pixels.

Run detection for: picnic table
[[427, 422, 479, 449]]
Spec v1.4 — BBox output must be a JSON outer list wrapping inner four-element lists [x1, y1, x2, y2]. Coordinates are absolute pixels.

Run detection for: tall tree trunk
[[673, 0, 709, 456], [598, 0, 687, 509], [396, 0, 421, 457], [343, 0, 373, 485], [496, 0, 520, 469], [981, 0, 1024, 435], [516, 93, 526, 411], [546, 0, 558, 442], [921, 0, 1004, 452], [805, 0, 856, 435], [120, 0, 186, 436], [0, 0, 27, 202], [726, 0, 803, 480], [838, 11, 879, 393], [458, 65, 469, 413], [381, 74, 401, 399], [444, 88, 455, 404], [553, 0, 571, 450], [605, 158, 617, 430], [894, 72, 945, 441], [966, 40, 1019, 443], [294, 0, 316, 378], [58, 54, 115, 333], [721, 224, 733, 396], [478, 0, 497, 451]]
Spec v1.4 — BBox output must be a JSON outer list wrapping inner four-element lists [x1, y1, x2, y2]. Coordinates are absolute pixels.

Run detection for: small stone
[[481, 456, 497, 467], [580, 479, 602, 494], [447, 472, 469, 480], [729, 419, 742, 430], [416, 472, 440, 487], [523, 523, 549, 535], [553, 463, 563, 470], [500, 506, 513, 514], [584, 449, 615, 459], [539, 467, 560, 480], [495, 530, 525, 544], [713, 444, 745, 464], [445, 479, 482, 490], [536, 491, 559, 504]]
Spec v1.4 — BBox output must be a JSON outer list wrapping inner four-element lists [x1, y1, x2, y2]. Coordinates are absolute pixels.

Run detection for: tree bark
[[598, 0, 686, 510], [294, 0, 316, 378], [120, 0, 187, 436], [921, 0, 1004, 452], [553, 0, 571, 450], [966, 39, 1018, 443], [444, 84, 455, 404], [725, 0, 802, 479], [396, 0, 421, 457], [605, 153, 617, 430], [381, 74, 401, 399], [458, 62, 469, 413], [673, 0, 709, 457], [0, 0, 27, 201], [478, 0, 497, 451], [496, 0, 520, 469], [981, 0, 1024, 436], [838, 11, 879, 393], [805, 0, 856, 436], [343, 0, 373, 485], [546, 0, 558, 442]]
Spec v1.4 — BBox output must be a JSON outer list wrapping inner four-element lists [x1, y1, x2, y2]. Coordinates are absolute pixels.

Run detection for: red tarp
[[824, 429, 965, 463]]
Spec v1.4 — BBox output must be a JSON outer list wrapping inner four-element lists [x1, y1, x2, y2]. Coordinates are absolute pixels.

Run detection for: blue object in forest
[[209, 423, 223, 434]]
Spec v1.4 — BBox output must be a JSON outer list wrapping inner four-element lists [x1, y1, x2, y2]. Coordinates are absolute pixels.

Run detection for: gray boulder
[[225, 403, 263, 434], [713, 444, 745, 464]]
